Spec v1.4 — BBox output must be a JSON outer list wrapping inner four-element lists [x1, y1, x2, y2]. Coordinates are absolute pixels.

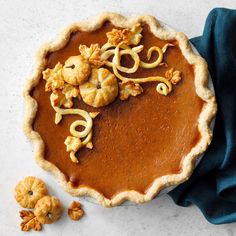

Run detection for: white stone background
[[1, 0, 236, 235]]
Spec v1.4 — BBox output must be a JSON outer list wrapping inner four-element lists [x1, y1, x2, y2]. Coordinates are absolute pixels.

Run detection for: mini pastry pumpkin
[[34, 196, 62, 224], [15, 176, 48, 209], [80, 68, 118, 107], [62, 55, 91, 86]]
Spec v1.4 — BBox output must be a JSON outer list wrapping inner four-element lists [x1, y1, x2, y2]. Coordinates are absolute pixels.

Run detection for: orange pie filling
[[32, 23, 204, 199]]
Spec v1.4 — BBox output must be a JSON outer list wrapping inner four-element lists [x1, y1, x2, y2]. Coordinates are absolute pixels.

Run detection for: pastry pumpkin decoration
[[62, 55, 91, 86], [34, 196, 62, 224], [80, 68, 118, 108]]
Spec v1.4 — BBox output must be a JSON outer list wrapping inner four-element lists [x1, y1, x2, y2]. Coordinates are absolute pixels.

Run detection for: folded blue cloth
[[169, 8, 236, 224]]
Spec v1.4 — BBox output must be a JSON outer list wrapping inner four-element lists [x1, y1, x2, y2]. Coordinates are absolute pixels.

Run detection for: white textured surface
[[0, 0, 236, 235]]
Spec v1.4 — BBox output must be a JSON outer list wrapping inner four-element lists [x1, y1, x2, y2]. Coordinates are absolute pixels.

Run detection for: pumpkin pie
[[23, 13, 217, 207]]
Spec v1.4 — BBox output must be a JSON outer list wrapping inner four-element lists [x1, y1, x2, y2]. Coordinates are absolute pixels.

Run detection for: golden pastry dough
[[165, 68, 182, 85], [106, 23, 142, 46], [15, 176, 48, 209], [62, 55, 91, 86], [50, 102, 98, 163], [34, 196, 62, 224], [64, 136, 82, 163], [119, 81, 143, 100], [80, 68, 118, 107], [43, 62, 64, 92], [50, 84, 80, 109], [79, 44, 104, 67]]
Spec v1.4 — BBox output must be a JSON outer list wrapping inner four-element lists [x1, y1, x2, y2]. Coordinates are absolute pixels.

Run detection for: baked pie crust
[[23, 13, 217, 207]]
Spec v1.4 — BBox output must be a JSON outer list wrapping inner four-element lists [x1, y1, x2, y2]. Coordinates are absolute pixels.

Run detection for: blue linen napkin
[[169, 8, 236, 224]]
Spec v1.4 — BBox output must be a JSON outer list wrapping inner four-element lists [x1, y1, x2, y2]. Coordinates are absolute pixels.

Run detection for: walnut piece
[[15, 176, 48, 209], [79, 44, 104, 67], [19, 210, 42, 232], [43, 62, 64, 92], [165, 68, 182, 85], [34, 196, 62, 224], [106, 23, 142, 46], [62, 55, 91, 86], [119, 81, 143, 100], [80, 68, 118, 107], [68, 201, 84, 221]]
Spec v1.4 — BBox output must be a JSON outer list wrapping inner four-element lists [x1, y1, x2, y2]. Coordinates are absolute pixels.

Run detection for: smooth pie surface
[[32, 23, 204, 199]]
